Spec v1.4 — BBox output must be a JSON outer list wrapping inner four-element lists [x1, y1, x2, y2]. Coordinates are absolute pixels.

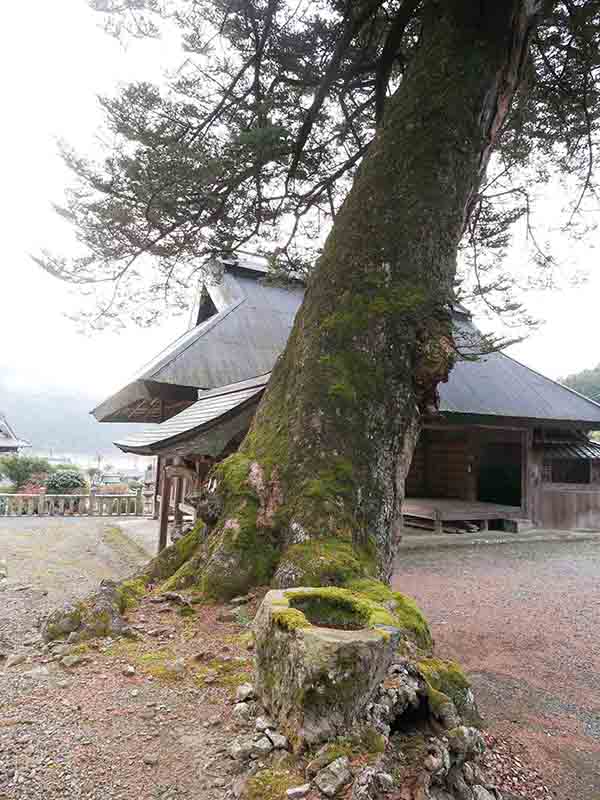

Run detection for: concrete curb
[[398, 528, 600, 552]]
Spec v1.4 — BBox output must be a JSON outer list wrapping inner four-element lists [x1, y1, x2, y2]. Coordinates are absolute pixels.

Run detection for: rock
[[0, 559, 7, 579], [42, 581, 134, 643], [5, 654, 26, 668], [251, 736, 274, 757], [143, 755, 159, 766], [23, 666, 50, 678], [162, 591, 192, 608], [254, 588, 404, 749], [266, 730, 289, 750], [123, 665, 136, 677], [255, 715, 274, 732], [60, 655, 84, 668], [229, 736, 254, 761], [286, 786, 311, 799], [314, 757, 352, 798], [447, 727, 486, 765], [472, 789, 497, 800], [233, 703, 253, 724], [236, 683, 255, 703], [352, 768, 394, 799], [351, 768, 378, 799], [306, 745, 338, 778], [42, 603, 82, 641], [377, 773, 394, 793]]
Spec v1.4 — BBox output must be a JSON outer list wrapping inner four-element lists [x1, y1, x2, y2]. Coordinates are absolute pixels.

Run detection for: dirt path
[[392, 537, 600, 800], [0, 518, 250, 800]]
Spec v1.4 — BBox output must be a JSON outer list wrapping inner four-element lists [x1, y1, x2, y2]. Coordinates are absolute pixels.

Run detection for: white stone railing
[[0, 491, 147, 518]]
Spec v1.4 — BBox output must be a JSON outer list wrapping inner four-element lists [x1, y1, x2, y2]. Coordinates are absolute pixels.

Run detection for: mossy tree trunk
[[165, 0, 539, 599]]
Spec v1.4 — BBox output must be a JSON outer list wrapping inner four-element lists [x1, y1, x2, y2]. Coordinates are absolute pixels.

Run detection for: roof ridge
[[499, 350, 600, 413], [140, 295, 247, 382]]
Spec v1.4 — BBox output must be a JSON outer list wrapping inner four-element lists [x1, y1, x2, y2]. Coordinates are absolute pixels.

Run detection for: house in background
[[0, 412, 30, 454], [93, 253, 600, 548]]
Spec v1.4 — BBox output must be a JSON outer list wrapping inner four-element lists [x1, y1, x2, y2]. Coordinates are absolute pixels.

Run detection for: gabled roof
[[441, 310, 600, 425], [111, 255, 600, 455], [114, 375, 267, 456], [0, 413, 30, 452], [115, 307, 600, 457], [92, 254, 304, 423]]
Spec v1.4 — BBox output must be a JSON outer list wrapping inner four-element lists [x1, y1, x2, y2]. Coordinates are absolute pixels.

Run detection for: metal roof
[[0, 413, 30, 451], [93, 255, 304, 423], [439, 313, 600, 424], [535, 439, 600, 460], [107, 256, 600, 448], [114, 375, 268, 455]]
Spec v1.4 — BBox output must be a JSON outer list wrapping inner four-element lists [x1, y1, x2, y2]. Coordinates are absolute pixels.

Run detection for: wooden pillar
[[465, 428, 479, 502], [158, 459, 171, 553], [173, 477, 184, 529], [152, 456, 161, 520], [521, 428, 532, 518]]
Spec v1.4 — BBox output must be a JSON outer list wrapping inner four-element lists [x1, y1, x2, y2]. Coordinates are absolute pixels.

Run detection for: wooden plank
[[158, 465, 171, 553]]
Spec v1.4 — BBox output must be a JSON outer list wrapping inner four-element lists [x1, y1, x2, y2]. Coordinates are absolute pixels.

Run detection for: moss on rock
[[285, 586, 397, 630], [271, 607, 312, 631], [244, 768, 305, 800], [418, 657, 481, 725], [117, 578, 147, 611], [346, 578, 433, 651]]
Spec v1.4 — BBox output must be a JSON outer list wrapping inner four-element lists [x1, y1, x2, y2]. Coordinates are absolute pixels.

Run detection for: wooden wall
[[538, 484, 600, 529], [406, 430, 472, 499]]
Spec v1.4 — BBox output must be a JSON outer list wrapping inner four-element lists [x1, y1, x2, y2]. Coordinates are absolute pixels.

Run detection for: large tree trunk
[[171, 0, 540, 599]]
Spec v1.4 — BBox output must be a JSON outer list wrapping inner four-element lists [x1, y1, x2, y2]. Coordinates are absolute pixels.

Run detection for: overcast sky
[[0, 0, 599, 405]]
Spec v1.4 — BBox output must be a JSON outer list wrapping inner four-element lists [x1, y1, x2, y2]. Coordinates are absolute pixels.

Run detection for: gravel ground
[[392, 537, 600, 800], [1, 518, 584, 800], [0, 515, 255, 800]]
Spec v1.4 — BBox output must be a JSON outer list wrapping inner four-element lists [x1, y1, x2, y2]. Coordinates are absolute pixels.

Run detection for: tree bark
[[168, 0, 541, 598]]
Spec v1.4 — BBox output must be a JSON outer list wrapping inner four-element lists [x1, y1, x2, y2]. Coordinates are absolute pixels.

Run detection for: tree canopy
[[37, 0, 600, 329], [563, 362, 600, 399], [0, 455, 52, 490]]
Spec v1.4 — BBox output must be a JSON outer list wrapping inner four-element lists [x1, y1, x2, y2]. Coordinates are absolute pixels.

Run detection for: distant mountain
[[562, 364, 600, 403], [0, 381, 142, 456]]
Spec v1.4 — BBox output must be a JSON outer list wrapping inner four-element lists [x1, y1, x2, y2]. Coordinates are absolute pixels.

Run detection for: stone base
[[253, 587, 404, 749]]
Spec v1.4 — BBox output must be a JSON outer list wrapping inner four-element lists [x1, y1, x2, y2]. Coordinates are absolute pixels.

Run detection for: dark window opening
[[544, 459, 590, 484], [478, 442, 522, 507]]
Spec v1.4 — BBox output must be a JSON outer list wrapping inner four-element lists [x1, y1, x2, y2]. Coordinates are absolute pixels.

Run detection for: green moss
[[281, 538, 375, 587], [145, 522, 205, 582], [214, 453, 256, 499], [159, 557, 201, 593], [302, 458, 354, 500], [271, 608, 311, 631], [201, 497, 279, 600], [67, 642, 92, 656], [418, 657, 476, 720], [314, 726, 386, 766], [245, 769, 305, 800], [174, 521, 206, 561], [118, 578, 147, 611], [194, 657, 252, 692], [284, 586, 397, 630], [346, 578, 433, 651], [104, 641, 184, 682]]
